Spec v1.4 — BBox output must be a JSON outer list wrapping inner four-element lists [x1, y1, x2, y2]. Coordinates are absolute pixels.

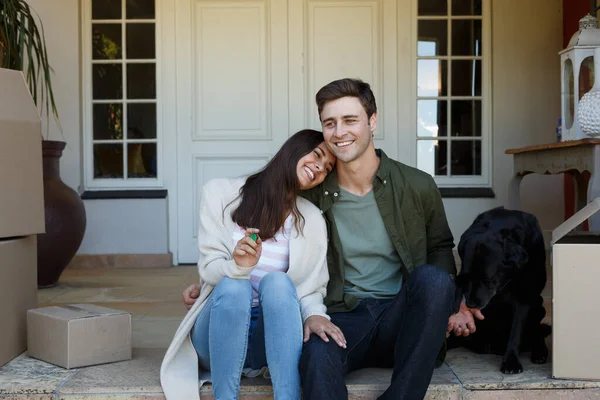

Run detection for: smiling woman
[[232, 129, 336, 241], [296, 143, 336, 191], [160, 128, 342, 400]]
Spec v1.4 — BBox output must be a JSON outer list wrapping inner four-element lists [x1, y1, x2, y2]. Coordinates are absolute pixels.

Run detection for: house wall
[[444, 0, 565, 242], [27, 0, 169, 257], [78, 199, 168, 254], [27, 0, 81, 189], [28, 0, 567, 261]]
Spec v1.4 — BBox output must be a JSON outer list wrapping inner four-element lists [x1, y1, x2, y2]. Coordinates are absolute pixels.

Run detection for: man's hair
[[315, 78, 377, 120]]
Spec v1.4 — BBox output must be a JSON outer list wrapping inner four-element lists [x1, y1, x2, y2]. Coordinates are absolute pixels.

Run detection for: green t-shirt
[[332, 187, 404, 299]]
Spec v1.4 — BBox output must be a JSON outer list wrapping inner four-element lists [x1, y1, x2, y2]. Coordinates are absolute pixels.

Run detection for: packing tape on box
[[59, 305, 106, 318]]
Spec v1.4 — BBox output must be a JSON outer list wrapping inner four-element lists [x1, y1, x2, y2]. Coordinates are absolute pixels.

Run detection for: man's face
[[319, 96, 377, 163]]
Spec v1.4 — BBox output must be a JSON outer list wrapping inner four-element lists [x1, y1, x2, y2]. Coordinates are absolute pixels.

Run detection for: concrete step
[[2, 347, 600, 399]]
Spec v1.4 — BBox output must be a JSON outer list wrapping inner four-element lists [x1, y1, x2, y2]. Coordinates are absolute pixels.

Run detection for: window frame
[[413, 0, 492, 188], [81, 0, 164, 190]]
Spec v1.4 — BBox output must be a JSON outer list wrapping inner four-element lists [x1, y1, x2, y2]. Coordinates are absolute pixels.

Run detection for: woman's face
[[296, 142, 336, 190]]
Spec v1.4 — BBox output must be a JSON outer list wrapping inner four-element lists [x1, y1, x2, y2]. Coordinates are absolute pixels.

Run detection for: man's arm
[[423, 176, 457, 276], [182, 283, 200, 310]]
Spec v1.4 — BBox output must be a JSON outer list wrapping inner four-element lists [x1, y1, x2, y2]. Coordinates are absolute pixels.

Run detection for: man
[[182, 78, 482, 399]]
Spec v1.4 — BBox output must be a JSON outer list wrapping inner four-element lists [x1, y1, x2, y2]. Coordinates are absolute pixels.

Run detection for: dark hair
[[230, 129, 325, 240], [316, 78, 377, 120]]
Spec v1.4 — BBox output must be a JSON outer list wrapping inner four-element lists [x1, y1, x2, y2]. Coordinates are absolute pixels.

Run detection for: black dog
[[447, 207, 550, 374]]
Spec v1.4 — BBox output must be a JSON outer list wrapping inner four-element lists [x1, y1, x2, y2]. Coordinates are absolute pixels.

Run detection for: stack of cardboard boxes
[[0, 68, 45, 367], [0, 68, 132, 370]]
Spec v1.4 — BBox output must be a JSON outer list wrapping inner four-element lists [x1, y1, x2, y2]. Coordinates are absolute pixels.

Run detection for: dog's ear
[[503, 238, 528, 267], [454, 273, 469, 291]]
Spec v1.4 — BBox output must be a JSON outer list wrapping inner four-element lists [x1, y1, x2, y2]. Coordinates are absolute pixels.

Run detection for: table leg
[[587, 146, 600, 231], [509, 174, 523, 210], [574, 171, 588, 231]]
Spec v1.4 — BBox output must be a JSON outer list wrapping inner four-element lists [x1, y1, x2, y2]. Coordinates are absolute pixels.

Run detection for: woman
[[160, 129, 344, 400]]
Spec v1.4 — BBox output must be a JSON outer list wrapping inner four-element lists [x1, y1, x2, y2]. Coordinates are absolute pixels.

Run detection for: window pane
[[128, 143, 157, 178], [579, 56, 595, 100], [452, 20, 482, 56], [126, 24, 155, 59], [418, 0, 447, 16], [418, 60, 447, 96], [450, 100, 481, 137], [127, 103, 156, 139], [93, 103, 123, 140], [92, 0, 121, 19], [94, 144, 123, 178], [418, 21, 448, 56], [418, 100, 447, 137], [451, 140, 481, 175], [93, 64, 123, 99], [452, 0, 482, 15], [564, 59, 574, 129], [126, 0, 155, 19], [418, 140, 447, 176], [451, 60, 481, 96], [92, 24, 122, 60], [127, 63, 156, 99]]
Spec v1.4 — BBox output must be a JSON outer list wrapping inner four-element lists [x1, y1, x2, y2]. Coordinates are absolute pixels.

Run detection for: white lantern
[[578, 47, 600, 137], [559, 14, 600, 141]]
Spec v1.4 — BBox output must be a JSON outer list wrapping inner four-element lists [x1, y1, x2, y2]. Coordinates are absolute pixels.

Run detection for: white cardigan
[[160, 178, 330, 400]]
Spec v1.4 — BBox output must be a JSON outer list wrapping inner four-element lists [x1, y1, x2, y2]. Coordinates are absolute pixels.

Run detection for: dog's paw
[[501, 354, 523, 374], [531, 344, 549, 364]]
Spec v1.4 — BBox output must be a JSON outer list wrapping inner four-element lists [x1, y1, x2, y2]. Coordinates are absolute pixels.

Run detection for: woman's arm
[[295, 202, 347, 347], [294, 202, 331, 322], [197, 180, 254, 286]]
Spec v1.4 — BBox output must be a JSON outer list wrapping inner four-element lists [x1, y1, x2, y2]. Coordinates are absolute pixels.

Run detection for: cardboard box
[[551, 197, 600, 380], [0, 68, 45, 238], [0, 68, 45, 368], [27, 304, 132, 369], [0, 236, 38, 367]]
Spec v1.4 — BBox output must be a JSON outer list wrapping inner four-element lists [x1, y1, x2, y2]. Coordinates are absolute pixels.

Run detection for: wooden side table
[[505, 139, 600, 231]]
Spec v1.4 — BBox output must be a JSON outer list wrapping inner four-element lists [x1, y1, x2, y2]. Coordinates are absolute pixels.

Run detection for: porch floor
[[1, 267, 599, 400]]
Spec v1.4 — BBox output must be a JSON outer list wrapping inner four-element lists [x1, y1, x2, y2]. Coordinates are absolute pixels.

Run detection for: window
[[415, 0, 490, 187], [83, 0, 160, 188]]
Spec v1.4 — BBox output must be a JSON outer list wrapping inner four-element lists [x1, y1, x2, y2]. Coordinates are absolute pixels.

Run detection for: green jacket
[[301, 149, 457, 312], [301, 149, 457, 364]]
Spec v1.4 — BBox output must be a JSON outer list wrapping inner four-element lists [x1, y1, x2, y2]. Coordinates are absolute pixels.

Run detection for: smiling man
[[298, 78, 460, 400]]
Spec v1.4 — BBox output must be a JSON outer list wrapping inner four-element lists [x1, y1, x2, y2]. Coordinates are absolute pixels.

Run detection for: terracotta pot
[[37, 140, 86, 288]]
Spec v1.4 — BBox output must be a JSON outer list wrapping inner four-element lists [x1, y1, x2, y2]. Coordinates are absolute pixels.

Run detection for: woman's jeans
[[190, 272, 303, 400]]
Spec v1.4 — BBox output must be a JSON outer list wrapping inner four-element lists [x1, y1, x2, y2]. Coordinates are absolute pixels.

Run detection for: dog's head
[[458, 234, 528, 310]]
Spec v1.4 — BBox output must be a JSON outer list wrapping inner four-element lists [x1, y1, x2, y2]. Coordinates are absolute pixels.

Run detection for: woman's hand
[[303, 315, 347, 348], [233, 228, 262, 268]]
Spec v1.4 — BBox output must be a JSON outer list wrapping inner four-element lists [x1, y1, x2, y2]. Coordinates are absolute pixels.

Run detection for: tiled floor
[[1, 266, 598, 399]]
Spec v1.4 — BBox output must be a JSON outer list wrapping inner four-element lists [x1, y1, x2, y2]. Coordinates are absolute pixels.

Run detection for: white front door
[[175, 0, 412, 264]]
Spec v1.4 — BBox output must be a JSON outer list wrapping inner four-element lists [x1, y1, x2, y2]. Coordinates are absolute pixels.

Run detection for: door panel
[[176, 0, 290, 263], [177, 0, 407, 263]]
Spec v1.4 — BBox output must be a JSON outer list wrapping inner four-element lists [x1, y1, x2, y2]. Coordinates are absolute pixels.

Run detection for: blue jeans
[[191, 272, 302, 400], [299, 264, 456, 400]]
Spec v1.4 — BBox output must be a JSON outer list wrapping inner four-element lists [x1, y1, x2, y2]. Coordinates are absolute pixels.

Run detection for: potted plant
[[1, 0, 86, 288]]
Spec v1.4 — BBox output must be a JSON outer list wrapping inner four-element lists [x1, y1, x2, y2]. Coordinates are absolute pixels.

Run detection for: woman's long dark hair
[[230, 129, 325, 240]]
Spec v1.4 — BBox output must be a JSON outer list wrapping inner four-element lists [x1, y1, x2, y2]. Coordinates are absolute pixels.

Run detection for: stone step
[[2, 347, 600, 399]]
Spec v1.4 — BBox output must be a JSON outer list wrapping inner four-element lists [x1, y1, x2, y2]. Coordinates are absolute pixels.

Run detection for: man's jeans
[[191, 272, 303, 400], [299, 264, 455, 400]]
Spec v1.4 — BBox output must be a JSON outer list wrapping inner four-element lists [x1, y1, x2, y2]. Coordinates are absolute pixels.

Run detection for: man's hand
[[233, 228, 262, 268], [447, 297, 485, 337], [182, 283, 201, 310], [303, 315, 347, 348]]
